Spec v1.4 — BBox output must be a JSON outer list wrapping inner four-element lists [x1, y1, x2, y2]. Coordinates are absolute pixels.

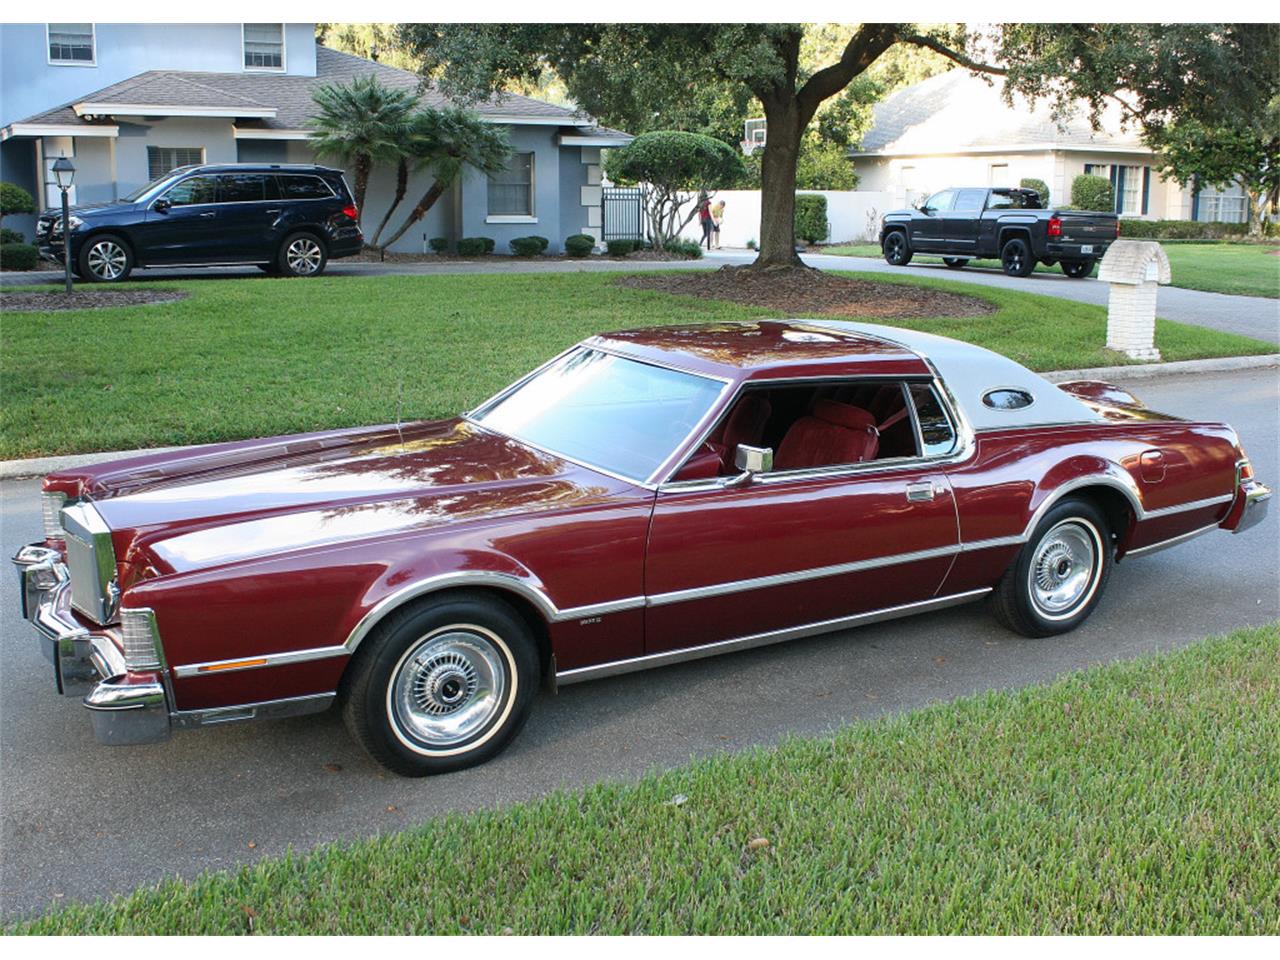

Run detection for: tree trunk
[[379, 180, 446, 251], [369, 157, 409, 249], [352, 154, 372, 232], [1245, 184, 1267, 239], [753, 96, 805, 268]]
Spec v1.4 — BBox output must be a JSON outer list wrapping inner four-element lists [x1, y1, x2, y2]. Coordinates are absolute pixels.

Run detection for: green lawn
[[825, 241, 1280, 298], [0, 270, 1271, 459], [10, 622, 1278, 935]]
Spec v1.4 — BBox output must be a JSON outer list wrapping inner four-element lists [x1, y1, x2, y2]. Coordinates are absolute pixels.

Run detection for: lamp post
[[52, 156, 76, 294]]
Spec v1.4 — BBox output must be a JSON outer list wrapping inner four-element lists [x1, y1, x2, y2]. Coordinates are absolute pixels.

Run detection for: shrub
[[509, 236, 545, 257], [0, 242, 39, 271], [528, 236, 550, 253], [0, 182, 35, 226], [606, 239, 640, 256], [1, 227, 26, 245], [1114, 219, 1250, 240], [564, 234, 596, 257], [428, 236, 449, 254], [746, 238, 757, 250], [794, 194, 829, 244], [1020, 177, 1050, 208], [481, 237, 496, 254], [1071, 174, 1115, 212], [457, 237, 491, 257], [668, 239, 704, 259]]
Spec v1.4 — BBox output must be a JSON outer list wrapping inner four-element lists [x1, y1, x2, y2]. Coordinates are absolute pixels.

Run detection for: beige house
[[850, 71, 1248, 223]]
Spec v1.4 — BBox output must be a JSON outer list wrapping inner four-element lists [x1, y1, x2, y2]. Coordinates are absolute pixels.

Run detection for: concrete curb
[[3, 354, 1276, 481]]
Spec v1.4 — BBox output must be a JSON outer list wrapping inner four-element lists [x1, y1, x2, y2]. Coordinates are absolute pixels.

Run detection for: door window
[[216, 174, 268, 203], [953, 189, 986, 213], [162, 177, 217, 207], [923, 190, 955, 213]]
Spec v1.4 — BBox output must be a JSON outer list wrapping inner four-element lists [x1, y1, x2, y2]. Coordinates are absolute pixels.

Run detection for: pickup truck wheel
[[78, 234, 134, 283], [1061, 258, 1095, 279], [278, 232, 328, 277], [942, 257, 968, 269], [1000, 237, 1035, 278], [341, 591, 539, 776], [882, 231, 912, 266], [992, 497, 1112, 638]]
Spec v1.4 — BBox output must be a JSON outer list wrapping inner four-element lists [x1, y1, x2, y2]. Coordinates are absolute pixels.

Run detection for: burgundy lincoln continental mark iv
[[14, 320, 1271, 775]]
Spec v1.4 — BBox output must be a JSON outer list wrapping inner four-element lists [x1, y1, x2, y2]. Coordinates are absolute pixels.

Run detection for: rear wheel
[[942, 257, 968, 269], [1061, 258, 1095, 279], [992, 497, 1112, 637], [1000, 236, 1035, 277], [341, 591, 540, 776], [882, 231, 912, 266], [278, 232, 327, 277], [78, 234, 133, 283]]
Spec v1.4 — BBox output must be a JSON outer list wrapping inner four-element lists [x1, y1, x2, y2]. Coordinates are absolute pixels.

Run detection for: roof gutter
[[74, 102, 277, 119], [2, 123, 119, 141]]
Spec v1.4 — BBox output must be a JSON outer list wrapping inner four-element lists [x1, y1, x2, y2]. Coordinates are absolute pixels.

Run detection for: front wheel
[[1061, 258, 1095, 279], [341, 592, 540, 776], [992, 497, 1112, 638], [942, 257, 968, 270], [278, 232, 328, 277], [1000, 237, 1035, 277], [882, 231, 912, 266], [78, 234, 134, 283]]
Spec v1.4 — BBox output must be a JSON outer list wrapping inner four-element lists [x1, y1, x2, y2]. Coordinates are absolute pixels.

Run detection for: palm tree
[[309, 74, 419, 231], [375, 108, 513, 252]]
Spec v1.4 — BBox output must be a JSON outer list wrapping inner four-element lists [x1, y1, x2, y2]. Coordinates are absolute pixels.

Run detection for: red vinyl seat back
[[775, 400, 879, 470], [719, 394, 772, 456]]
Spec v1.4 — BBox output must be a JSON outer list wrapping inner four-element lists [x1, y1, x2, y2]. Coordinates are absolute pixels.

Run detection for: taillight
[[1238, 459, 1255, 483], [342, 203, 358, 221], [1047, 216, 1062, 238]]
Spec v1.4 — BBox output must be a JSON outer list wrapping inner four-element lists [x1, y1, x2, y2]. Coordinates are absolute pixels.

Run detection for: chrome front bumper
[[13, 543, 171, 745]]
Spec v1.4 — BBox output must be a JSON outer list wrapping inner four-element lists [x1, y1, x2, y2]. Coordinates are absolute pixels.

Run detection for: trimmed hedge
[[1117, 219, 1251, 240], [1071, 174, 1115, 212], [1, 227, 26, 245], [509, 236, 544, 257], [1020, 177, 1050, 208], [667, 239, 704, 259], [428, 237, 449, 254], [457, 237, 493, 257], [795, 194, 829, 244], [0, 242, 39, 271], [0, 181, 35, 221], [564, 234, 596, 257], [607, 238, 641, 256]]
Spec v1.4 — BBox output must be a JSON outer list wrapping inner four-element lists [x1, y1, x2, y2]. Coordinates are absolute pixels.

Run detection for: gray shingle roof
[[15, 44, 600, 131], [854, 69, 1147, 156]]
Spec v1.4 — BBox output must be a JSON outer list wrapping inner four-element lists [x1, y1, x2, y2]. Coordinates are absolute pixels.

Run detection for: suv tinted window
[[216, 174, 269, 203], [909, 384, 957, 456], [278, 175, 334, 200], [163, 176, 217, 207], [954, 189, 987, 212]]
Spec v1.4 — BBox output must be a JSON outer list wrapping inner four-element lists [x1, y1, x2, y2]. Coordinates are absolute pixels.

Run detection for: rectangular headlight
[[41, 492, 68, 540], [120, 607, 165, 672]]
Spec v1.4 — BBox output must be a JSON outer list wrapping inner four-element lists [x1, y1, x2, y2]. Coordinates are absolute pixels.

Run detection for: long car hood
[[54, 419, 630, 573]]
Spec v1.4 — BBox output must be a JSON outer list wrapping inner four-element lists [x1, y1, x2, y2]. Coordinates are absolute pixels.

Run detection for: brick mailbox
[[1098, 240, 1172, 361]]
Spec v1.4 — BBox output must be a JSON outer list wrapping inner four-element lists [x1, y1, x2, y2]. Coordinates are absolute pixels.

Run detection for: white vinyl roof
[[807, 320, 1103, 431]]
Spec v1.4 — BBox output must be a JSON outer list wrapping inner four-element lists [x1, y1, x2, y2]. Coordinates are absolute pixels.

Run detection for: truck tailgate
[[1056, 212, 1117, 242]]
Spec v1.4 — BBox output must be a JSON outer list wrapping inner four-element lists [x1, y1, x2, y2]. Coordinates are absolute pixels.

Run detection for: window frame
[[46, 23, 96, 67], [242, 23, 286, 73], [486, 151, 536, 222], [658, 375, 968, 491], [146, 146, 206, 182]]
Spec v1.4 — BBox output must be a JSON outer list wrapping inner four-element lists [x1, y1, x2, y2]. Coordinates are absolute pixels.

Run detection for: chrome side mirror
[[725, 444, 773, 488]]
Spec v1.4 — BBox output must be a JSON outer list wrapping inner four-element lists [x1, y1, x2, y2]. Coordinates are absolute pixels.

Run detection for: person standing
[[711, 199, 725, 249], [697, 193, 714, 250]]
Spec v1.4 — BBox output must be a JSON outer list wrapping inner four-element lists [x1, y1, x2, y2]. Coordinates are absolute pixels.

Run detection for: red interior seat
[[775, 400, 879, 470]]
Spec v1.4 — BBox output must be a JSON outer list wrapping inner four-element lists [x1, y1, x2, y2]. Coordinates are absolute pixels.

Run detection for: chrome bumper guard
[[13, 543, 171, 746], [1234, 481, 1271, 535]]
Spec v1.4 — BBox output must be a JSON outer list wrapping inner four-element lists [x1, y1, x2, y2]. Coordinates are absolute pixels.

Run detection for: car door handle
[[198, 211, 216, 219], [264, 208, 281, 214], [905, 481, 935, 502]]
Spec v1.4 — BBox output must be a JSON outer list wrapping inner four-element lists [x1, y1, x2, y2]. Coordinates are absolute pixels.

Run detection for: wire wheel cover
[[1028, 520, 1100, 617], [390, 629, 506, 747]]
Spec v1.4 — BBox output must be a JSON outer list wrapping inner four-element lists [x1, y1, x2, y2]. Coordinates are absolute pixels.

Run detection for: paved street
[[1, 368, 1277, 919], [5, 246, 1277, 344]]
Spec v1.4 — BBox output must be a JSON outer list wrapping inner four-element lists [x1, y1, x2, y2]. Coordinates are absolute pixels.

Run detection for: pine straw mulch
[[615, 264, 996, 320], [1, 289, 190, 313]]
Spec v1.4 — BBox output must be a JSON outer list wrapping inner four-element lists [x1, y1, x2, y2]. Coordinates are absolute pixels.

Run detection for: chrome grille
[[60, 502, 118, 624]]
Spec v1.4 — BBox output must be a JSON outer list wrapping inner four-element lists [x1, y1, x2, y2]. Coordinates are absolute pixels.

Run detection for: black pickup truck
[[879, 187, 1119, 278]]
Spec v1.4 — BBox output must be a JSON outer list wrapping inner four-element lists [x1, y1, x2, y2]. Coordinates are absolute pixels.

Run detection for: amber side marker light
[[198, 658, 268, 673]]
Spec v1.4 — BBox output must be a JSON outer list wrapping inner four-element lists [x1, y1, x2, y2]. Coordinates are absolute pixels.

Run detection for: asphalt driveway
[[4, 246, 1277, 344], [1, 368, 1277, 919]]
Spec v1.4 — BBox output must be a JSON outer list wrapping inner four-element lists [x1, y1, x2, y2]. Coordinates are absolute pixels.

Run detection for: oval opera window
[[982, 388, 1035, 411]]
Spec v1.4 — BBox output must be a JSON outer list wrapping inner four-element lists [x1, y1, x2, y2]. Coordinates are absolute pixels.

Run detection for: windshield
[[472, 348, 724, 482], [121, 171, 186, 203]]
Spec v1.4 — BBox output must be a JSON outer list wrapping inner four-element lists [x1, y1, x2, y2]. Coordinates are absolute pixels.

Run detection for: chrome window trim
[[555, 588, 993, 685]]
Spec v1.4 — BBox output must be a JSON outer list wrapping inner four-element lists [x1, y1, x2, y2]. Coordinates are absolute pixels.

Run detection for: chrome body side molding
[[555, 588, 993, 685], [1124, 522, 1221, 558]]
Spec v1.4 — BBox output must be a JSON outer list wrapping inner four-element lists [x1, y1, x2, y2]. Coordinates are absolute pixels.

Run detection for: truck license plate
[[1081, 245, 1094, 254]]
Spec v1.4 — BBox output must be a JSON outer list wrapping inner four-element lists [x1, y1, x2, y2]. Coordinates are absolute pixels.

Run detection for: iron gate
[[602, 186, 646, 242]]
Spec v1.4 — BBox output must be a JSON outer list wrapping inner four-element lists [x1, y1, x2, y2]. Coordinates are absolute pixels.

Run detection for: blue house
[[0, 23, 631, 252]]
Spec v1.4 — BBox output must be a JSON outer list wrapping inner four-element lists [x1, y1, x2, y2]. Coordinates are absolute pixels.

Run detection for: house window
[[48, 24, 94, 64], [1118, 165, 1143, 215], [488, 153, 535, 217], [243, 24, 284, 70], [1196, 182, 1248, 223], [147, 146, 205, 180], [988, 163, 1010, 187]]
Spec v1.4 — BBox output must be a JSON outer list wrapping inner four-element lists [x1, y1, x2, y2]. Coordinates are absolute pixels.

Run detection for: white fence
[[673, 189, 897, 248]]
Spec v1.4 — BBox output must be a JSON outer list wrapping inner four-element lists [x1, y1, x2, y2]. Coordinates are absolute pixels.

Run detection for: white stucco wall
[[673, 189, 896, 247]]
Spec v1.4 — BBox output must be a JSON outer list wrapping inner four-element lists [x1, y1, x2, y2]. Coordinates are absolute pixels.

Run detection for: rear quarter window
[[277, 175, 334, 200], [909, 384, 958, 456]]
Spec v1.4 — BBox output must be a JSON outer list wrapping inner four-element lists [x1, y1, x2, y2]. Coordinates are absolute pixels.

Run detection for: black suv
[[37, 163, 363, 281]]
